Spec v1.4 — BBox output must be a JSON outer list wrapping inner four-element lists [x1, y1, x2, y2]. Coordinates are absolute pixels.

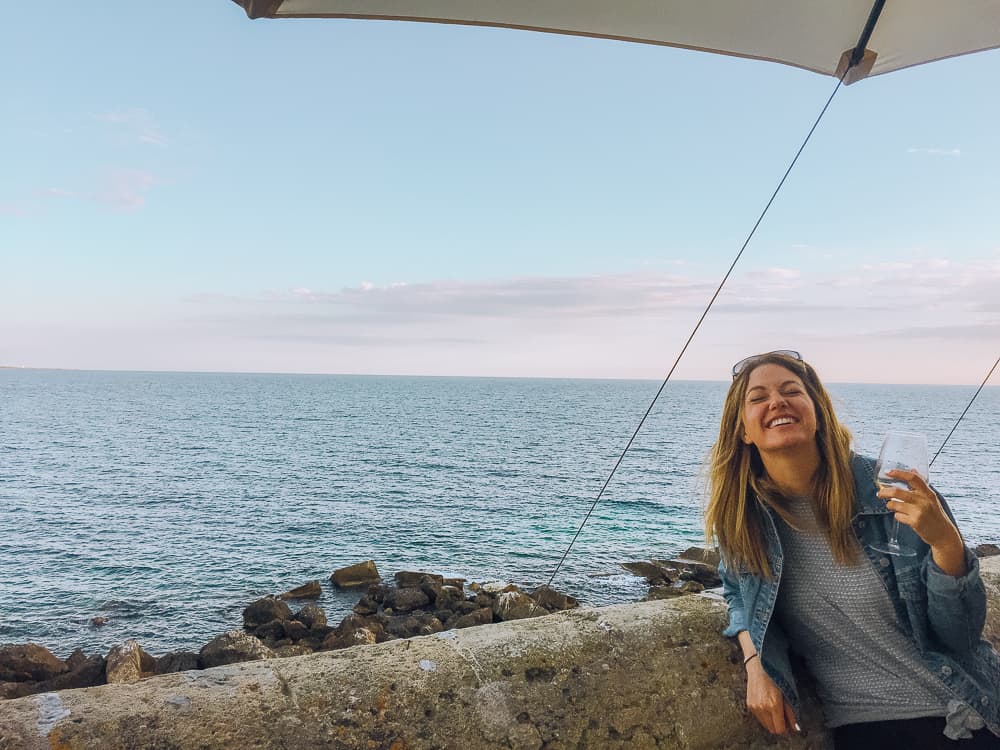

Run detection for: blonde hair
[[705, 353, 856, 578]]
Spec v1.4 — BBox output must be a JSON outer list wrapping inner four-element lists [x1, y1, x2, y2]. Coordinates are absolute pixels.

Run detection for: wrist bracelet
[[743, 652, 759, 666]]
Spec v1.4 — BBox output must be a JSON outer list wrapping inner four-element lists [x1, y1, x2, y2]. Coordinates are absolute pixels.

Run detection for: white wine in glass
[[870, 431, 928, 557]]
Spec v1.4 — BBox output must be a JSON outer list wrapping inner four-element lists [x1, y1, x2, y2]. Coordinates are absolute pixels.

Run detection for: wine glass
[[869, 431, 928, 557]]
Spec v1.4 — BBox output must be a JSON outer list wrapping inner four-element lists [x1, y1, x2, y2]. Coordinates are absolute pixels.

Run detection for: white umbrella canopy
[[232, 0, 1000, 82]]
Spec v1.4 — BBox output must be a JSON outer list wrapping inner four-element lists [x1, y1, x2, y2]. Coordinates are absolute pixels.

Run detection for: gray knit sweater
[[773, 497, 954, 728]]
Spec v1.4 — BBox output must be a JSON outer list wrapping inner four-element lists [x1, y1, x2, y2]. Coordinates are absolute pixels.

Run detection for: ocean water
[[2, 370, 997, 657]]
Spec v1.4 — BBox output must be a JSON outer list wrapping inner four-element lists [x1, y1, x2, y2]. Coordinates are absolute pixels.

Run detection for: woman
[[706, 350, 999, 748]]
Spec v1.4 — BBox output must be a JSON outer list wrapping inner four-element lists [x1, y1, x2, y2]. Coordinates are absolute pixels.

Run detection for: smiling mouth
[[766, 416, 798, 428]]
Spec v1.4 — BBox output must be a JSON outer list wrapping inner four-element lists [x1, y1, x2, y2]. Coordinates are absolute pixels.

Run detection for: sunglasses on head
[[731, 350, 802, 379]]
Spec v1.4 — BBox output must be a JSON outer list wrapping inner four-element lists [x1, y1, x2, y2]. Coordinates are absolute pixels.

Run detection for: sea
[[2, 370, 998, 658]]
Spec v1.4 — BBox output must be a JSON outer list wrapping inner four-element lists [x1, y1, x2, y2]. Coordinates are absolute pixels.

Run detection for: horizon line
[[1, 364, 996, 388]]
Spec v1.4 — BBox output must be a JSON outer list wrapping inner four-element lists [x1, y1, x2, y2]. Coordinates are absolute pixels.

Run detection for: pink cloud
[[98, 169, 157, 211]]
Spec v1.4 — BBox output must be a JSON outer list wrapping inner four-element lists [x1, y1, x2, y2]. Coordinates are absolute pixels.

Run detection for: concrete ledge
[[1, 559, 997, 750]]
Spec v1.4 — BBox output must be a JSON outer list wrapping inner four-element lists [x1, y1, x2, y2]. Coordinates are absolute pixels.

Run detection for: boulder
[[476, 581, 519, 595], [452, 600, 480, 616], [385, 614, 444, 639], [43, 650, 106, 691], [154, 651, 201, 674], [383, 587, 430, 613], [105, 640, 156, 684], [530, 585, 580, 611], [676, 546, 722, 567], [284, 621, 310, 642], [295, 604, 327, 630], [449, 607, 493, 629], [657, 558, 722, 587], [199, 631, 275, 669], [492, 591, 547, 621], [242, 597, 293, 628], [330, 560, 380, 589], [394, 571, 443, 588], [352, 596, 379, 616], [0, 682, 34, 700], [975, 543, 1000, 558], [278, 580, 323, 600], [274, 644, 313, 658], [0, 644, 67, 682], [620, 561, 675, 584], [432, 585, 465, 611], [646, 581, 705, 600], [253, 619, 287, 642]]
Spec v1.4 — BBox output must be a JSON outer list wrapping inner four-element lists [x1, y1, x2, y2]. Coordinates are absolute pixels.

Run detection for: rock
[[105, 640, 156, 684], [242, 597, 293, 628], [351, 628, 377, 646], [676, 546, 722, 568], [645, 581, 705, 600], [452, 600, 479, 616], [278, 580, 322, 600], [284, 621, 310, 642], [394, 571, 443, 588], [530, 585, 580, 611], [385, 614, 443, 639], [492, 591, 547, 621], [43, 649, 106, 690], [90, 616, 108, 628], [432, 585, 465, 610], [975, 543, 1000, 558], [254, 619, 287, 642], [0, 644, 67, 682], [0, 682, 34, 700], [353, 596, 379, 616], [620, 561, 675, 584], [200, 631, 275, 669], [330, 560, 380, 589], [155, 651, 201, 674], [383, 587, 430, 613], [477, 581, 519, 595], [443, 577, 466, 589], [658, 558, 722, 587], [274, 644, 313, 658], [420, 579, 444, 603], [449, 607, 494, 629], [295, 604, 327, 630]]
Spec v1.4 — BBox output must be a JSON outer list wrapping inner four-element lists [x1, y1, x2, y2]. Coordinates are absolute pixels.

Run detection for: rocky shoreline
[[3, 543, 997, 701]]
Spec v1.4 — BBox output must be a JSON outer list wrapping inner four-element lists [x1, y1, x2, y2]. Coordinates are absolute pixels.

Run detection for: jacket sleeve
[[923, 488, 987, 655], [719, 556, 749, 638]]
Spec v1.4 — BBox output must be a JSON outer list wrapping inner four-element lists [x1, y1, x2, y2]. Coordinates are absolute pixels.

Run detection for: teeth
[[768, 417, 795, 427]]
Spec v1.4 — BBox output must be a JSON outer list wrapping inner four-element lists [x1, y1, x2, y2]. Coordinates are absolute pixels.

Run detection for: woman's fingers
[[783, 700, 799, 734], [746, 667, 791, 734]]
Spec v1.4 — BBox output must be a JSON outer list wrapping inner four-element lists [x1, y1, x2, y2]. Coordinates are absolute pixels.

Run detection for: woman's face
[[741, 363, 818, 457]]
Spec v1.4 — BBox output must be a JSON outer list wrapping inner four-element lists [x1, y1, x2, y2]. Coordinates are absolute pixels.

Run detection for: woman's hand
[[878, 469, 966, 576], [745, 657, 798, 735]]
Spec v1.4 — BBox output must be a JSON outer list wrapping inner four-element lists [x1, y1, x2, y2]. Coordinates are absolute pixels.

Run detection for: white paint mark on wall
[[35, 693, 70, 736]]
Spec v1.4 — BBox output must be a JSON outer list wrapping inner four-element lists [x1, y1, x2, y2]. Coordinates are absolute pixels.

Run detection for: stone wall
[[1, 557, 997, 750]]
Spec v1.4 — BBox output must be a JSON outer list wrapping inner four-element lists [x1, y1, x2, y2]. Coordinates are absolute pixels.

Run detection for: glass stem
[[888, 518, 901, 546]]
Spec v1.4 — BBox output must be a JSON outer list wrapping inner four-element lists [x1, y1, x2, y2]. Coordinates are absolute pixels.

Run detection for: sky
[[2, 3, 999, 384]]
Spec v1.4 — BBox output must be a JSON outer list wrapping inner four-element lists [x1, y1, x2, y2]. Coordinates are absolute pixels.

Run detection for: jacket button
[[879, 557, 890, 567], [940, 665, 953, 677], [857, 520, 866, 528], [982, 696, 990, 706]]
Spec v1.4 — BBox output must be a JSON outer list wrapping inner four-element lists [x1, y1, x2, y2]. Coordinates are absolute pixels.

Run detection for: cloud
[[97, 169, 157, 211], [93, 109, 168, 147], [907, 147, 961, 157], [0, 202, 31, 217]]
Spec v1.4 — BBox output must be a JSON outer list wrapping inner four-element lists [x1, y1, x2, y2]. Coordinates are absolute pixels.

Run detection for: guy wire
[[541, 67, 852, 593], [930, 354, 1000, 468]]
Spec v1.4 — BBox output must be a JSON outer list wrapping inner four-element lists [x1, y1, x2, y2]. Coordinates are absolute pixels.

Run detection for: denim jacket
[[719, 453, 1000, 734]]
